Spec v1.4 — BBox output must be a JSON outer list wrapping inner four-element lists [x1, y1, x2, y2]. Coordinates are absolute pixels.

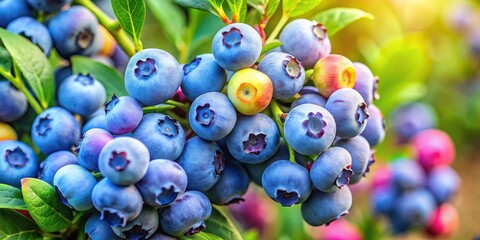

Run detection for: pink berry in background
[[308, 219, 362, 240], [369, 164, 393, 191], [411, 129, 455, 171], [426, 204, 459, 237]]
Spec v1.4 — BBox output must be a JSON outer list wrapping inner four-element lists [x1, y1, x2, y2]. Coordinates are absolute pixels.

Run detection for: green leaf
[[0, 46, 12, 72], [203, 206, 243, 240], [181, 232, 223, 240], [0, 209, 42, 240], [227, 0, 248, 22], [111, 0, 146, 47], [248, 0, 280, 18], [0, 184, 27, 210], [21, 178, 73, 232], [172, 0, 218, 16], [312, 8, 374, 37], [261, 40, 282, 54], [0, 28, 54, 109], [71, 56, 127, 98], [147, 0, 186, 48], [283, 0, 322, 17]]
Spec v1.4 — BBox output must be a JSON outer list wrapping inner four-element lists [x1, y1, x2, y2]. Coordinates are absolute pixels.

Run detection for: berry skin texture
[[112, 205, 159, 240], [411, 129, 455, 171], [6, 17, 53, 55], [98, 137, 150, 185], [244, 139, 289, 186], [31, 107, 80, 155], [0, 122, 17, 141], [284, 104, 336, 155], [0, 140, 38, 188], [85, 213, 123, 240], [352, 62, 377, 105], [133, 113, 186, 160], [105, 95, 143, 135], [58, 74, 106, 116], [312, 54, 356, 98], [188, 92, 237, 141], [261, 160, 312, 206], [291, 93, 327, 109], [257, 52, 306, 100], [204, 162, 250, 205], [212, 23, 262, 71], [53, 164, 96, 211], [427, 166, 460, 204], [325, 88, 370, 139], [181, 53, 227, 100], [310, 147, 353, 192], [0, 80, 28, 123], [91, 178, 143, 227], [334, 136, 371, 184], [77, 128, 114, 171], [301, 187, 353, 226], [135, 159, 188, 207], [360, 104, 385, 147], [82, 113, 107, 135], [159, 191, 212, 237], [227, 69, 273, 115], [38, 150, 77, 185], [125, 48, 182, 106], [176, 136, 225, 191], [391, 102, 437, 144], [27, 0, 72, 12], [0, 0, 32, 28], [226, 114, 280, 164], [279, 19, 331, 69], [48, 6, 102, 59]]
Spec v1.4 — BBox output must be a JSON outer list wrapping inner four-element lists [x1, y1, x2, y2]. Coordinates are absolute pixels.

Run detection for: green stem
[[74, 0, 136, 57], [305, 69, 314, 82], [165, 100, 189, 112], [42, 232, 63, 238], [269, 100, 295, 163], [0, 67, 43, 114], [72, 211, 87, 224], [142, 104, 176, 113], [266, 14, 289, 44]]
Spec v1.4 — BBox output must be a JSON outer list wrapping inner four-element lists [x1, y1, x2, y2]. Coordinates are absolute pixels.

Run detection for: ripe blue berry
[[85, 213, 123, 240], [370, 186, 398, 216], [334, 136, 371, 184], [82, 113, 107, 135], [105, 95, 143, 135], [0, 80, 28, 122], [58, 74, 106, 116], [360, 104, 385, 147], [77, 128, 113, 171], [53, 164, 96, 211], [6, 17, 52, 55], [262, 160, 312, 206], [27, 0, 72, 12], [136, 159, 188, 207], [391, 102, 437, 144], [394, 189, 436, 227], [38, 150, 77, 185], [212, 23, 262, 71], [310, 147, 353, 192], [0, 0, 32, 28], [125, 48, 182, 106], [301, 187, 352, 226], [427, 166, 460, 204], [352, 62, 378, 105], [0, 140, 38, 187], [204, 162, 250, 205], [290, 93, 327, 109], [111, 205, 159, 240], [390, 159, 426, 191], [244, 139, 289, 186]]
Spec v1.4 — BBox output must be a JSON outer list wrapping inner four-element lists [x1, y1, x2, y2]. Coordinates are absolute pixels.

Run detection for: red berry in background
[[411, 129, 455, 171], [426, 203, 459, 237], [320, 219, 363, 240]]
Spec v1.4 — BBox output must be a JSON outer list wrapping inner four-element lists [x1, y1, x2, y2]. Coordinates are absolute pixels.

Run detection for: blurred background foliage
[[136, 0, 480, 239]]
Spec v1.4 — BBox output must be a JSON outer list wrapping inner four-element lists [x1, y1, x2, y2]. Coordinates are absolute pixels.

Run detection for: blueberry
[[133, 113, 186, 160], [54, 65, 72, 90], [77, 128, 114, 171], [188, 92, 237, 141], [325, 88, 370, 139], [82, 113, 107, 135], [0, 140, 38, 188], [226, 113, 280, 164], [391, 102, 437, 144], [57, 74, 106, 116], [53, 164, 96, 211], [370, 186, 398, 216], [244, 139, 289, 186], [136, 159, 188, 207], [280, 19, 331, 69], [85, 213, 123, 240], [0, 80, 28, 122], [394, 189, 436, 227], [257, 52, 305, 99], [111, 205, 159, 240], [204, 162, 250, 205], [105, 95, 143, 135], [27, 0, 72, 12], [352, 62, 378, 105], [98, 137, 150, 185], [390, 158, 425, 191], [159, 191, 212, 236], [261, 160, 312, 206], [31, 107, 80, 155], [181, 53, 227, 100], [0, 0, 32, 28], [284, 104, 336, 155], [310, 147, 353, 192], [124, 48, 182, 106], [48, 6, 102, 59], [176, 136, 225, 191], [334, 136, 370, 184], [38, 150, 77, 185], [6, 17, 52, 55], [427, 166, 460, 204], [301, 187, 352, 226], [360, 104, 385, 147], [212, 23, 262, 71], [91, 178, 143, 227], [290, 93, 327, 109]]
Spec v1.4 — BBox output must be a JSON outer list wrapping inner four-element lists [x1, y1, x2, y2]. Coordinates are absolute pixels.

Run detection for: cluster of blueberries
[[1, 1, 387, 239], [371, 102, 460, 237]]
